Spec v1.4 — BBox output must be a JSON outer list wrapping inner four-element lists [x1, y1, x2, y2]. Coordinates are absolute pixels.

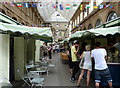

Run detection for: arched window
[[83, 27, 86, 30], [95, 19, 102, 27], [12, 17, 17, 21], [88, 24, 93, 29], [21, 22, 25, 25], [107, 11, 118, 22], [0, 8, 6, 15]]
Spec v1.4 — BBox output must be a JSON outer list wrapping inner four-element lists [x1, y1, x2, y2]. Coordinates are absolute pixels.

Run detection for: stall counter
[[101, 63, 120, 87]]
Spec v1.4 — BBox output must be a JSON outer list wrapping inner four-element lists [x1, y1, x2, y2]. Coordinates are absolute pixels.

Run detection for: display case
[[107, 46, 120, 63], [101, 42, 120, 87]]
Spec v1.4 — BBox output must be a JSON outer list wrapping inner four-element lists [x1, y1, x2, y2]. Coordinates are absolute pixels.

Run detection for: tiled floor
[[11, 53, 95, 88]]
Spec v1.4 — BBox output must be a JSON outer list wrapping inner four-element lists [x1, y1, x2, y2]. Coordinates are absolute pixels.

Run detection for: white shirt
[[91, 48, 108, 70]]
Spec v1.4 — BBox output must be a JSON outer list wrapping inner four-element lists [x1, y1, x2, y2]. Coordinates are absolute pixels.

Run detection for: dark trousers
[[56, 49, 59, 53], [48, 51, 52, 59], [68, 56, 73, 69], [71, 61, 79, 80], [43, 52, 47, 56]]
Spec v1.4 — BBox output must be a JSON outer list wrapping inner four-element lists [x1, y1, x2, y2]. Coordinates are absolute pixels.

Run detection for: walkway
[[43, 52, 94, 87], [44, 53, 77, 86], [12, 52, 95, 87]]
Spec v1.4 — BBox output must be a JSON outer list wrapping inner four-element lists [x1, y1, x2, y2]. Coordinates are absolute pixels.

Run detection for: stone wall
[[0, 3, 44, 26], [71, 2, 120, 33]]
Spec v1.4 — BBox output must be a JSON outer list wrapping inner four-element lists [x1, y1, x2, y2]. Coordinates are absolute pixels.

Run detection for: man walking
[[91, 42, 112, 88], [70, 40, 79, 83]]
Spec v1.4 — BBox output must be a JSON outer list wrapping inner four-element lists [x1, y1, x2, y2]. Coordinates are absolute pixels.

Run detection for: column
[[35, 40, 44, 62], [80, 12, 83, 22], [14, 37, 25, 80], [77, 15, 80, 24], [79, 12, 81, 23], [69, 21, 72, 38], [89, 0, 94, 13], [0, 34, 11, 85]]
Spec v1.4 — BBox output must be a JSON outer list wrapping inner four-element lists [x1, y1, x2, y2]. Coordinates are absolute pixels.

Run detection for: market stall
[[83, 26, 120, 87], [69, 26, 120, 87], [0, 22, 52, 81]]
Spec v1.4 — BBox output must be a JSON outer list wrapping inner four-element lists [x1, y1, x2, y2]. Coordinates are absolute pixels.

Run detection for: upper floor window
[[84, 27, 87, 30], [88, 24, 93, 29], [95, 19, 102, 27], [0, 8, 6, 15], [107, 11, 118, 22], [12, 17, 17, 21]]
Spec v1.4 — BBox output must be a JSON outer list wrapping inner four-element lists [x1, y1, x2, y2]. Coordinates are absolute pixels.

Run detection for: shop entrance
[[9, 37, 15, 82]]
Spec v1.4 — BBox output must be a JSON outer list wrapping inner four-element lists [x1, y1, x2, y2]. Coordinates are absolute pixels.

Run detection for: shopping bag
[[79, 57, 84, 68]]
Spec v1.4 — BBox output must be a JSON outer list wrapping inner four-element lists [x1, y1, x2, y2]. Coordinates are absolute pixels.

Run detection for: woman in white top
[[77, 45, 92, 87]]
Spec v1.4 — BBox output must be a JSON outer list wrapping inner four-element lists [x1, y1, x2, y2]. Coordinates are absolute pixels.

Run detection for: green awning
[[70, 26, 120, 39], [0, 12, 21, 25], [59, 41, 64, 43], [96, 24, 105, 28], [63, 37, 70, 42], [105, 17, 120, 27], [86, 26, 120, 36], [71, 30, 85, 38], [0, 15, 17, 25], [0, 22, 52, 40]]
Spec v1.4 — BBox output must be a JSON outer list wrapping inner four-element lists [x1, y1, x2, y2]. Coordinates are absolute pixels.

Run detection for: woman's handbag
[[79, 57, 84, 68]]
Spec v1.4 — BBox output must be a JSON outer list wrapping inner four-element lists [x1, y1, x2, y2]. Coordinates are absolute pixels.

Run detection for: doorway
[[9, 37, 14, 82]]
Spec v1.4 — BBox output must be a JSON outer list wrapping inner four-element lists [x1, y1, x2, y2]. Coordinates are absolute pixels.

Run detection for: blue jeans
[[95, 68, 112, 83]]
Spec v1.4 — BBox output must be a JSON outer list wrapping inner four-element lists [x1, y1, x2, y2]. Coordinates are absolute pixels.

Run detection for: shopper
[[55, 44, 59, 53], [43, 42, 48, 57], [77, 45, 92, 87], [70, 40, 79, 83], [48, 44, 52, 59], [91, 42, 112, 88], [52, 44, 56, 54]]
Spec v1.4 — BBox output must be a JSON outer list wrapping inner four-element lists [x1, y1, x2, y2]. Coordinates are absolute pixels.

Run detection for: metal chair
[[27, 72, 45, 88], [17, 69, 31, 87], [47, 59, 56, 73]]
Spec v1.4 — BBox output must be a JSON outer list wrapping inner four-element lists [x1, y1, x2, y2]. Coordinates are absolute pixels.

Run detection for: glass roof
[[37, 0, 82, 22], [36, 0, 82, 30], [46, 11, 68, 22]]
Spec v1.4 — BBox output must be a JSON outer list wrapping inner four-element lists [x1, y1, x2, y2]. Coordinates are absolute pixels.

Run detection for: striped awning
[[0, 12, 21, 25], [86, 26, 120, 36], [0, 22, 52, 40], [70, 26, 120, 39]]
